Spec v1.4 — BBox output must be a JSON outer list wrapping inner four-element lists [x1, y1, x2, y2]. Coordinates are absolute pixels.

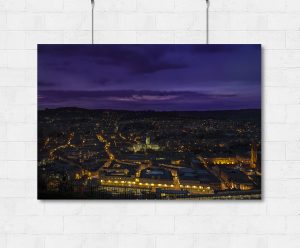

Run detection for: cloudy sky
[[38, 44, 261, 111]]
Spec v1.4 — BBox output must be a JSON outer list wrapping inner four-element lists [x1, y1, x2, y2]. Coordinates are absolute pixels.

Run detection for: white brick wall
[[0, 0, 299, 247]]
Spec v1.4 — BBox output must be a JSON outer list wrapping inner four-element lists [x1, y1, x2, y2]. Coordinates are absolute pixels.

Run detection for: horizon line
[[38, 107, 261, 112]]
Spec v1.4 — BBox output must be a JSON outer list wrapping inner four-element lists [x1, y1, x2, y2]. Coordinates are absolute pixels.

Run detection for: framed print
[[38, 44, 261, 200]]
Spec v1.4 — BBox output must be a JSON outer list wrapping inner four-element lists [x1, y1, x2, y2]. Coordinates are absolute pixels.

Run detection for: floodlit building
[[218, 167, 254, 190], [250, 143, 258, 169], [131, 136, 160, 152]]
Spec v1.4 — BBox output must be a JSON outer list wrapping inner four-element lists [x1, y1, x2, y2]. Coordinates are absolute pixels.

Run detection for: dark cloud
[[191, 44, 260, 54], [132, 60, 186, 74], [92, 45, 187, 74], [39, 44, 187, 75], [92, 78, 111, 86], [39, 81, 56, 87], [38, 44, 261, 110]]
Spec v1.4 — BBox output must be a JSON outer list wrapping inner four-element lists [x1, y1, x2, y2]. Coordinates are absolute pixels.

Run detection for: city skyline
[[38, 44, 261, 111]]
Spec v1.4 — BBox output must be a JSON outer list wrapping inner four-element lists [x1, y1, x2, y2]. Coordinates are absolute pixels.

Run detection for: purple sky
[[38, 44, 261, 111]]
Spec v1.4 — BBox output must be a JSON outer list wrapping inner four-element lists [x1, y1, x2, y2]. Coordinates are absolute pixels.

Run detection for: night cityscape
[[38, 44, 261, 199]]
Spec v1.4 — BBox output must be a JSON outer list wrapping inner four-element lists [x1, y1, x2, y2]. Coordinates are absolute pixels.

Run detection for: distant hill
[[39, 107, 260, 121]]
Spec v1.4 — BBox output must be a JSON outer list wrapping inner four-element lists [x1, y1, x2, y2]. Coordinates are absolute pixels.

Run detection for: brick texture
[[0, 0, 300, 247]]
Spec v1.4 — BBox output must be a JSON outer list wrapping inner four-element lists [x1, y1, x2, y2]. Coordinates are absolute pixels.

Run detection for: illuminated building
[[46, 178, 60, 192], [146, 136, 150, 145], [209, 157, 238, 165], [217, 166, 254, 190], [250, 143, 257, 169], [156, 189, 189, 198], [131, 136, 160, 152], [178, 167, 220, 192], [171, 159, 183, 166], [99, 168, 136, 183], [204, 143, 258, 168], [139, 168, 173, 186]]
